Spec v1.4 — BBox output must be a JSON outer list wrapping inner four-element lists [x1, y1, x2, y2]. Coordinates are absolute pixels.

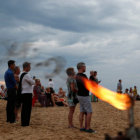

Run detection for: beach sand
[[0, 100, 140, 140]]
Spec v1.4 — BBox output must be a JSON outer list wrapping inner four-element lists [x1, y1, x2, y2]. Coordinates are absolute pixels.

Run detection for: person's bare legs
[[85, 113, 92, 130], [15, 108, 19, 121], [79, 112, 85, 129], [62, 101, 68, 106], [51, 95, 56, 106], [84, 113, 87, 129], [96, 97, 98, 102], [68, 106, 75, 127], [92, 94, 94, 102]]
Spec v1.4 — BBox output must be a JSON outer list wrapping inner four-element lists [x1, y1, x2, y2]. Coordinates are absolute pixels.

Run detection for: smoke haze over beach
[[0, 0, 140, 92]]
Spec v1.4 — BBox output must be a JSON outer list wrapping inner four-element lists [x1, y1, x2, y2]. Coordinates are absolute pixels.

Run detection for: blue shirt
[[4, 68, 16, 89]]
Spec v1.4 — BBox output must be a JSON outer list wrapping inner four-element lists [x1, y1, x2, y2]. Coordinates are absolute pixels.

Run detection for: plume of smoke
[[0, 40, 66, 81], [7, 42, 37, 58], [35, 56, 66, 78], [0, 40, 39, 74], [0, 40, 38, 63]]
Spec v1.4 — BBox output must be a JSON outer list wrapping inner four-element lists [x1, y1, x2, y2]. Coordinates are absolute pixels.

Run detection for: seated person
[[0, 85, 7, 99], [58, 87, 66, 98], [41, 86, 45, 92], [45, 87, 56, 107], [46, 87, 68, 107], [124, 88, 129, 94], [33, 79, 46, 107], [52, 93, 68, 107], [136, 95, 140, 100]]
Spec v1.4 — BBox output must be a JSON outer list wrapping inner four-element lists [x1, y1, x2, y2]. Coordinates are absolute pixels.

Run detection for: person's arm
[[97, 78, 101, 84], [58, 91, 61, 97], [9, 72, 17, 88], [36, 87, 42, 95], [70, 82, 78, 93], [41, 91, 45, 95], [1, 92, 4, 97], [63, 91, 66, 97], [14, 75, 20, 83], [24, 74, 35, 85]]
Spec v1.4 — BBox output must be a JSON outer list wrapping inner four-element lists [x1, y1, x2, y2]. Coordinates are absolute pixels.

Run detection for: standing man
[[117, 79, 122, 93], [4, 60, 17, 123], [21, 62, 35, 126], [76, 62, 95, 133], [48, 79, 54, 90]]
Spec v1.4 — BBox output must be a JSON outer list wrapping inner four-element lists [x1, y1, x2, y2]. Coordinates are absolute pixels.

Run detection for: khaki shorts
[[77, 96, 92, 113]]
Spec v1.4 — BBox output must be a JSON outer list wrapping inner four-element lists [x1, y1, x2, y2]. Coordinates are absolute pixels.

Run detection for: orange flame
[[83, 78, 132, 110]]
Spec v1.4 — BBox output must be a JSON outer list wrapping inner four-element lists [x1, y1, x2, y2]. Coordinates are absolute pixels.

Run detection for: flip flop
[[85, 129, 96, 133], [80, 128, 86, 131]]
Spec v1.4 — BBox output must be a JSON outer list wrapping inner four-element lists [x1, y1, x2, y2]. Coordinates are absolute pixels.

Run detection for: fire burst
[[83, 78, 132, 110]]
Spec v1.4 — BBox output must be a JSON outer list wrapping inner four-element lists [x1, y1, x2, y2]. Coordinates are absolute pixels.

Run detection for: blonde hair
[[66, 67, 74, 76]]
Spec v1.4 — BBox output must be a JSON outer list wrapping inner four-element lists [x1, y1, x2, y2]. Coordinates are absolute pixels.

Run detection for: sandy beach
[[0, 100, 140, 140]]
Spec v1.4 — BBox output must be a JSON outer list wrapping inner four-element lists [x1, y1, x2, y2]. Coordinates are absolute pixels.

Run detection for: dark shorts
[[55, 101, 64, 106]]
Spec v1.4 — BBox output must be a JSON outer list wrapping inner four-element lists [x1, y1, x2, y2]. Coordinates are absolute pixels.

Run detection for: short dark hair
[[77, 62, 85, 70], [8, 60, 15, 67], [23, 62, 31, 69], [35, 79, 40, 83], [33, 76, 36, 79], [94, 71, 97, 74]]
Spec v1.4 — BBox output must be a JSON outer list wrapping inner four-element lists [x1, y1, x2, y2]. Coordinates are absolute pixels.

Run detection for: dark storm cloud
[[0, 0, 136, 33], [0, 0, 140, 91]]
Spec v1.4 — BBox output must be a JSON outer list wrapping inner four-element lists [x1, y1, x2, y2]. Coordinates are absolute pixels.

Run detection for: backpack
[[16, 72, 27, 106]]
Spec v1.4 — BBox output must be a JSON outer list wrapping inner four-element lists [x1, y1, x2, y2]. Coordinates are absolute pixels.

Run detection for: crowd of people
[[32, 78, 68, 107], [4, 60, 35, 126], [1, 60, 139, 134], [1, 60, 95, 133], [66, 62, 95, 133], [116, 79, 139, 100], [1, 60, 69, 127]]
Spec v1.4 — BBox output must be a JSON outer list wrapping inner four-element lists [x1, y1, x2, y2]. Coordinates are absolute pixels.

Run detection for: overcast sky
[[0, 0, 140, 92]]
